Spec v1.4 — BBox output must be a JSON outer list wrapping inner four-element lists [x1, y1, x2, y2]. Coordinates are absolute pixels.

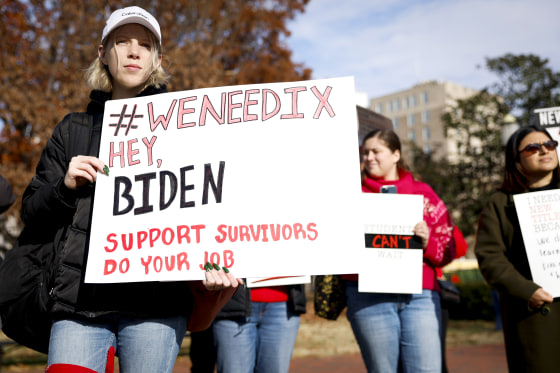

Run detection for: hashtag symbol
[[109, 104, 143, 136]]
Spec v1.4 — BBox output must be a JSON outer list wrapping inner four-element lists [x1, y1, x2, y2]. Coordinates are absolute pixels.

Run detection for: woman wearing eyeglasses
[[476, 124, 560, 373]]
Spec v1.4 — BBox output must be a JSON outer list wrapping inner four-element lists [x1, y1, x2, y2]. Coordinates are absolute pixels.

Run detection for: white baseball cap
[[102, 6, 161, 45]]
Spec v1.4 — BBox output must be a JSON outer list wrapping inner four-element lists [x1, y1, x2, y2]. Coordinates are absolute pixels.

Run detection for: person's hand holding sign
[[64, 155, 108, 189], [202, 261, 244, 291], [528, 288, 553, 314], [413, 221, 430, 251]]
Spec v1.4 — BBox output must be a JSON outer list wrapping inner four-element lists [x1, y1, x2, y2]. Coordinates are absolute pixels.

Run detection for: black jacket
[[476, 185, 560, 372], [216, 284, 307, 319], [21, 86, 195, 320]]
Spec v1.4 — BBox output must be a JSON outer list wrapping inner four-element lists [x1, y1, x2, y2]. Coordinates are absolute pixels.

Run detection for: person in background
[[20, 6, 240, 372], [476, 124, 560, 372], [438, 226, 468, 373], [0, 174, 16, 214], [0, 164, 14, 339], [211, 283, 306, 373], [342, 129, 456, 373]]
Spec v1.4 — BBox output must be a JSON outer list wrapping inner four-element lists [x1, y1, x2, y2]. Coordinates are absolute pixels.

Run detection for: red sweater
[[250, 286, 289, 302], [341, 170, 456, 291]]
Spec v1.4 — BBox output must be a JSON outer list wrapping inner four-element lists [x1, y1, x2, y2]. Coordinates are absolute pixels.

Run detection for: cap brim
[[105, 16, 161, 44]]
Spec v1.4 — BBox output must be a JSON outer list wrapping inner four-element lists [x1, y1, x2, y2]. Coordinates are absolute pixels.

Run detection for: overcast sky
[[286, 0, 560, 105]]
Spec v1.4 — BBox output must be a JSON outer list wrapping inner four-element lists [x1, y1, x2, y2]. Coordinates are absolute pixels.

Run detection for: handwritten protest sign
[[513, 189, 560, 297], [85, 77, 364, 283], [358, 193, 424, 294]]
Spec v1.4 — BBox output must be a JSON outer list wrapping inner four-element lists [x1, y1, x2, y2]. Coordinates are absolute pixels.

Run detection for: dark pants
[[190, 327, 216, 373]]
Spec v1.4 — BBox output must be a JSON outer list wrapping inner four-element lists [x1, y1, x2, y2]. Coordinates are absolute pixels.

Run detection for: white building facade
[[369, 80, 478, 162]]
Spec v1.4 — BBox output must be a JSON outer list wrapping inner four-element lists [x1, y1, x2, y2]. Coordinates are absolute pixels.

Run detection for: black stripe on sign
[[364, 233, 423, 249]]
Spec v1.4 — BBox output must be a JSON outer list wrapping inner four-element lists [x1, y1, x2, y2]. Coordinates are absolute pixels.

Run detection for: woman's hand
[[413, 221, 430, 250], [529, 288, 553, 310], [202, 262, 244, 291], [65, 156, 108, 189]]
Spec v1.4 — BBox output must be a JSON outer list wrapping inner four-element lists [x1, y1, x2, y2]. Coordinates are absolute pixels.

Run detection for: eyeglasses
[[519, 140, 559, 155]]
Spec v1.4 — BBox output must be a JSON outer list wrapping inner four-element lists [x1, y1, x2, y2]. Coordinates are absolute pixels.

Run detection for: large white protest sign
[[358, 193, 424, 294], [85, 77, 364, 283], [513, 189, 560, 297]]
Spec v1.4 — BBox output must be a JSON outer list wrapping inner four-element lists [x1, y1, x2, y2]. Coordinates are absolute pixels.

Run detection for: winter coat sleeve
[[20, 115, 81, 232], [187, 280, 240, 332], [475, 193, 539, 301]]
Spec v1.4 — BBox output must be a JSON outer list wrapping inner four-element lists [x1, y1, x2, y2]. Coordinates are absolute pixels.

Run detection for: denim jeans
[[212, 301, 300, 373], [345, 282, 442, 373], [48, 316, 187, 373]]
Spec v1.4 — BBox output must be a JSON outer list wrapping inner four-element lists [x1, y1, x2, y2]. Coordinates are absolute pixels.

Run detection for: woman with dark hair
[[342, 129, 456, 373], [476, 124, 560, 372]]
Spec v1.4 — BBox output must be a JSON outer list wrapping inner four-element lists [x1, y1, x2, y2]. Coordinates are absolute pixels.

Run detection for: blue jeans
[[346, 282, 442, 373], [212, 301, 300, 373], [48, 316, 187, 373]]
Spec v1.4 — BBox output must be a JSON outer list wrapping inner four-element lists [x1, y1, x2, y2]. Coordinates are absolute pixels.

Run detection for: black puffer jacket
[[216, 284, 307, 319], [21, 86, 194, 320]]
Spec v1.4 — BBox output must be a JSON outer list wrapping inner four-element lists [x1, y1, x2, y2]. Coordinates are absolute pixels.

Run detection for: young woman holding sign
[[19, 6, 241, 372], [476, 124, 560, 372], [341, 129, 456, 373]]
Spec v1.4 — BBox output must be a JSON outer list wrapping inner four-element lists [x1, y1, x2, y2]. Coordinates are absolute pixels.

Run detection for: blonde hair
[[85, 25, 169, 92]]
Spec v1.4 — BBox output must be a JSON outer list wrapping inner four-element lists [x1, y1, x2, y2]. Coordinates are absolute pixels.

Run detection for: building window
[[394, 99, 400, 111], [421, 110, 429, 123], [403, 97, 409, 109], [408, 113, 415, 127], [387, 101, 393, 113], [392, 117, 399, 130], [423, 145, 432, 154], [422, 127, 431, 140], [376, 103, 383, 114], [411, 95, 417, 107], [408, 130, 415, 141], [421, 91, 428, 104]]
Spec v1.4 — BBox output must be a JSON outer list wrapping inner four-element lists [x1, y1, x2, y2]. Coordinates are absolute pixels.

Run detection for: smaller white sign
[[358, 193, 424, 294], [534, 107, 560, 145], [513, 189, 560, 297], [246, 275, 311, 288]]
